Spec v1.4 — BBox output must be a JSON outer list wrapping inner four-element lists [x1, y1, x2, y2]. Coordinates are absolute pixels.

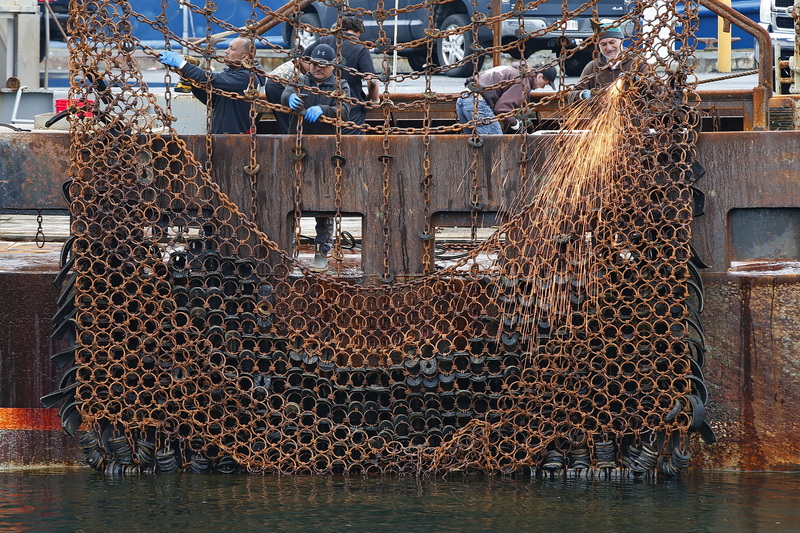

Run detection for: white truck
[[759, 0, 798, 92]]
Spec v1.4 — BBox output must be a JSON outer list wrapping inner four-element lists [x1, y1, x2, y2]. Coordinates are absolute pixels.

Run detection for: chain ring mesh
[[54, 0, 706, 477]]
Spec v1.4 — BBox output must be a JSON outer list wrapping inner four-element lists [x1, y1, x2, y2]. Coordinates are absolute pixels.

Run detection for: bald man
[[159, 37, 265, 134]]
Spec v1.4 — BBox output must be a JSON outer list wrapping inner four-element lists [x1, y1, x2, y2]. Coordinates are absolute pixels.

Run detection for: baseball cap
[[530, 61, 557, 89], [310, 44, 336, 65]]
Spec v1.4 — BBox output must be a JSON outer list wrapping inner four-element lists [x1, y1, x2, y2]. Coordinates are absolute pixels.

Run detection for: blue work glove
[[288, 93, 303, 110], [580, 89, 592, 101], [159, 51, 185, 69], [304, 105, 323, 122]]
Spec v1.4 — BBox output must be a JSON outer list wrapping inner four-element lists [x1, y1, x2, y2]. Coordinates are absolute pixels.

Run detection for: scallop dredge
[[44, 0, 714, 477]]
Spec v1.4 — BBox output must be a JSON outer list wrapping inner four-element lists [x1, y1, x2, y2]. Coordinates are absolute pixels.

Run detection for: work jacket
[[281, 72, 352, 134], [472, 66, 534, 129], [181, 63, 264, 134], [567, 56, 647, 104]]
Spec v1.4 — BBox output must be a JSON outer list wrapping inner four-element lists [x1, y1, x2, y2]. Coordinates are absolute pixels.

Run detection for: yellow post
[[717, 0, 732, 73]]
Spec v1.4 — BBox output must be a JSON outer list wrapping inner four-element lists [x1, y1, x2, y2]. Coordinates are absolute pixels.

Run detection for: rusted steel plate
[[691, 275, 800, 471], [0, 408, 61, 430], [0, 273, 64, 409], [688, 130, 800, 470], [0, 132, 70, 211], [0, 429, 83, 466], [693, 131, 800, 274], [183, 134, 547, 277]]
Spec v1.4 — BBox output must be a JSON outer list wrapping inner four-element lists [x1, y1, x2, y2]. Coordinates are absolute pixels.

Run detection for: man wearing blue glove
[[280, 43, 351, 134], [567, 23, 647, 104], [305, 15, 379, 135], [281, 43, 352, 272], [158, 37, 264, 134]]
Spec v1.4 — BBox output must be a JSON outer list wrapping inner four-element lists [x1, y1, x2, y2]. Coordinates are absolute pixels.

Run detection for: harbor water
[[1, 469, 799, 532]]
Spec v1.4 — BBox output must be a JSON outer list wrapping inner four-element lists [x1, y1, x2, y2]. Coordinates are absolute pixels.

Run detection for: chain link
[[35, 209, 45, 248]]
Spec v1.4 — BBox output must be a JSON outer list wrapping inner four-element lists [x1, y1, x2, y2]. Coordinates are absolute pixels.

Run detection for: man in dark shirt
[[281, 43, 352, 271], [281, 43, 351, 134], [307, 15, 378, 134], [159, 37, 264, 134]]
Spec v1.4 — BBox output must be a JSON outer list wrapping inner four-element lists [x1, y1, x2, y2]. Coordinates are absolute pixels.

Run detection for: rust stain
[[738, 278, 767, 468], [0, 408, 61, 431]]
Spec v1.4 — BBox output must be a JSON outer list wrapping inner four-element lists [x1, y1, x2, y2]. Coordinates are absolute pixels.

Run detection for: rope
[[696, 69, 759, 85]]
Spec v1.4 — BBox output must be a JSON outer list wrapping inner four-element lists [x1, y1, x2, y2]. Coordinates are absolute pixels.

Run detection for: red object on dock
[[54, 99, 93, 117]]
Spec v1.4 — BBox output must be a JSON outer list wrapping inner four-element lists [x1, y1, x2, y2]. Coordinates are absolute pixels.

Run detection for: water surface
[[1, 469, 798, 532]]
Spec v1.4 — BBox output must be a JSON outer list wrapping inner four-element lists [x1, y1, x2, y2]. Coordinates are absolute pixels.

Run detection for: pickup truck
[[283, 0, 628, 76], [758, 0, 795, 93]]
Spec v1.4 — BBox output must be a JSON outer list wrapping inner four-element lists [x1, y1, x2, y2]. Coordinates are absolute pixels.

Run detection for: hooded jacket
[[470, 66, 534, 129]]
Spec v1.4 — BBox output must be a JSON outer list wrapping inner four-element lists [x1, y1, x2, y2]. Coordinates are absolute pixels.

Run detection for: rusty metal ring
[[467, 136, 484, 148], [290, 147, 307, 161]]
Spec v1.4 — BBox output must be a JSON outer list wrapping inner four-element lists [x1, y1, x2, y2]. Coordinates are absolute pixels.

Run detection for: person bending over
[[456, 61, 557, 135]]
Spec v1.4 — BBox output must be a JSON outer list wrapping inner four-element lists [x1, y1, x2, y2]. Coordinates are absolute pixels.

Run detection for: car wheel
[[288, 12, 320, 50], [436, 13, 483, 78]]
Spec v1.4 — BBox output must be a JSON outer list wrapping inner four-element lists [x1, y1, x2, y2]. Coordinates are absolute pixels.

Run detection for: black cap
[[531, 61, 557, 89], [310, 43, 335, 65]]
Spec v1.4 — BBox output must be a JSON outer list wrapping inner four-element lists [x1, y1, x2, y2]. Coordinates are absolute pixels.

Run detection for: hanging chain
[[371, 0, 394, 282], [419, 1, 436, 273], [203, 1, 215, 176], [289, 0, 305, 260], [379, 132, 393, 282], [35, 209, 45, 248], [245, 45, 260, 223], [469, 0, 483, 244], [330, 10, 346, 271], [292, 126, 305, 260], [160, 0, 172, 120]]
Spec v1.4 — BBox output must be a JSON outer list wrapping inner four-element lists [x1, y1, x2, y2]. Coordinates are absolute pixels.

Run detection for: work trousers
[[455, 94, 503, 135]]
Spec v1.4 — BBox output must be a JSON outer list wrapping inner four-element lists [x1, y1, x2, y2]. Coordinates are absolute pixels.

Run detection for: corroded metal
[[689, 131, 800, 471], [0, 132, 70, 211], [39, 0, 714, 477], [0, 269, 83, 466]]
